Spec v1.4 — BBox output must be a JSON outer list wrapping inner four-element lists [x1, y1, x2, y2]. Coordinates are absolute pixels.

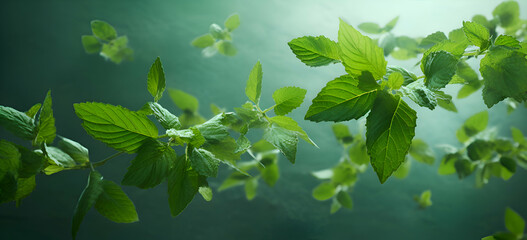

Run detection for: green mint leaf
[[90, 20, 117, 41], [57, 136, 90, 164], [438, 153, 459, 175], [457, 81, 482, 99], [423, 51, 458, 90], [462, 21, 490, 50], [191, 34, 215, 48], [288, 36, 340, 67], [448, 28, 467, 43], [36, 90, 56, 144], [494, 35, 521, 49], [493, 1, 520, 28], [349, 140, 370, 165], [0, 105, 36, 140], [457, 111, 488, 140], [198, 185, 213, 201], [338, 19, 387, 79], [331, 123, 353, 144], [455, 60, 479, 84], [45, 146, 76, 168], [422, 40, 468, 62], [203, 137, 242, 163], [244, 177, 258, 200], [168, 156, 198, 217], [147, 102, 181, 130], [72, 171, 104, 240], [393, 159, 411, 179], [216, 40, 237, 56], [14, 176, 36, 205], [245, 61, 263, 105], [366, 92, 417, 183], [270, 115, 316, 146], [357, 22, 383, 34], [395, 36, 419, 51], [312, 182, 336, 201], [336, 191, 353, 209], [272, 86, 306, 115], [147, 57, 166, 102], [235, 135, 251, 153], [195, 113, 229, 142], [383, 66, 418, 86], [454, 158, 474, 179], [387, 72, 404, 90], [481, 46, 527, 107], [166, 127, 205, 147], [122, 139, 175, 189], [419, 31, 447, 48], [81, 35, 101, 54], [409, 139, 435, 165], [189, 148, 219, 177], [415, 190, 432, 208], [305, 75, 378, 122], [435, 91, 458, 112], [263, 124, 298, 164], [260, 161, 279, 187], [400, 80, 437, 110], [95, 180, 139, 223], [74, 102, 158, 153], [511, 127, 527, 148], [224, 13, 240, 31], [25, 103, 41, 119], [218, 171, 251, 191], [209, 23, 224, 39], [505, 207, 525, 236], [383, 16, 399, 32]]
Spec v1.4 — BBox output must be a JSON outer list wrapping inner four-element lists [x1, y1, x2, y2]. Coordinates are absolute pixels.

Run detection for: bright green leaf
[[338, 19, 387, 79], [312, 182, 336, 201], [147, 102, 181, 130], [198, 186, 213, 201], [72, 171, 103, 240], [260, 163, 279, 187], [305, 75, 378, 122], [272, 87, 306, 115], [505, 207, 525, 236], [409, 139, 434, 165], [263, 125, 298, 164], [91, 20, 117, 41], [245, 61, 263, 105], [336, 191, 353, 209], [357, 22, 382, 34], [74, 102, 158, 153], [288, 36, 340, 67], [216, 40, 237, 56], [147, 57, 166, 102], [387, 72, 404, 90], [493, 1, 520, 28], [462, 21, 490, 50], [224, 13, 240, 31], [189, 148, 219, 177], [81, 35, 102, 54], [0, 105, 36, 140], [269, 115, 316, 146], [57, 136, 89, 164], [419, 31, 448, 48], [244, 177, 258, 201], [36, 90, 56, 144], [366, 92, 417, 183]]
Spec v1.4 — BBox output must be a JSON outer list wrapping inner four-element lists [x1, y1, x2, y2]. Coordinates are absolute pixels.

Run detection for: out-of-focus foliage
[[191, 13, 240, 57], [81, 20, 133, 64]]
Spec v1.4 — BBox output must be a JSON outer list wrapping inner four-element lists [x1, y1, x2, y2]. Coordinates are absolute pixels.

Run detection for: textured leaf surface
[[272, 87, 306, 115], [168, 157, 198, 217], [147, 102, 181, 130], [264, 125, 298, 164], [305, 75, 378, 122], [72, 171, 103, 239], [147, 57, 166, 102], [423, 51, 458, 90], [366, 92, 417, 183], [57, 137, 89, 164], [0, 105, 36, 140], [338, 19, 387, 79], [189, 148, 219, 177], [462, 21, 490, 50], [312, 182, 336, 201], [505, 207, 525, 236], [245, 61, 263, 104], [95, 180, 138, 223], [270, 116, 316, 146], [122, 140, 174, 189], [288, 36, 340, 67], [74, 102, 158, 153]]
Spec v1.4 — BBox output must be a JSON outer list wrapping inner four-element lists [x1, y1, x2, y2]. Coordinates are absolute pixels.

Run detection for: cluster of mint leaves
[[437, 111, 527, 188], [288, 0, 527, 184], [310, 122, 435, 214], [81, 20, 134, 64], [191, 13, 240, 57], [0, 56, 314, 239]]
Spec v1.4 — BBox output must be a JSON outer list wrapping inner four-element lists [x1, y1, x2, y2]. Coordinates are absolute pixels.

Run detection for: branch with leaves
[[191, 13, 240, 57], [81, 20, 134, 64]]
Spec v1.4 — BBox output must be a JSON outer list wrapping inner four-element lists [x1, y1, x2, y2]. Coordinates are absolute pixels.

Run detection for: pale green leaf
[[493, 1, 520, 28], [191, 34, 215, 48], [384, 66, 418, 86], [393, 158, 411, 179], [288, 36, 340, 67], [336, 191, 353, 209], [260, 163, 279, 187], [72, 171, 103, 239], [305, 75, 378, 122], [383, 16, 399, 32], [312, 182, 336, 201], [198, 186, 213, 201], [95, 180, 138, 223], [272, 87, 306, 115], [122, 139, 175, 189], [358, 22, 382, 34], [409, 139, 434, 164], [467, 139, 494, 161], [91, 20, 117, 41], [100, 36, 133, 64], [81, 35, 102, 54], [25, 103, 41, 119], [511, 127, 527, 147], [14, 176, 36, 205], [244, 177, 258, 200], [331, 123, 353, 144], [505, 207, 525, 236], [57, 136, 89, 164], [168, 89, 199, 112], [224, 13, 240, 31], [438, 153, 459, 175], [330, 198, 342, 214], [74, 102, 158, 153], [147, 57, 166, 102], [419, 31, 447, 48], [387, 72, 404, 90], [235, 135, 251, 153], [45, 146, 76, 168], [338, 19, 387, 79], [495, 35, 521, 49], [209, 23, 223, 39], [147, 102, 181, 130], [216, 40, 237, 56], [245, 61, 263, 105], [366, 92, 417, 183]]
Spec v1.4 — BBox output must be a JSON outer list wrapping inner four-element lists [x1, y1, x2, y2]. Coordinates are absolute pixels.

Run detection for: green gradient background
[[1, 0, 527, 239]]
